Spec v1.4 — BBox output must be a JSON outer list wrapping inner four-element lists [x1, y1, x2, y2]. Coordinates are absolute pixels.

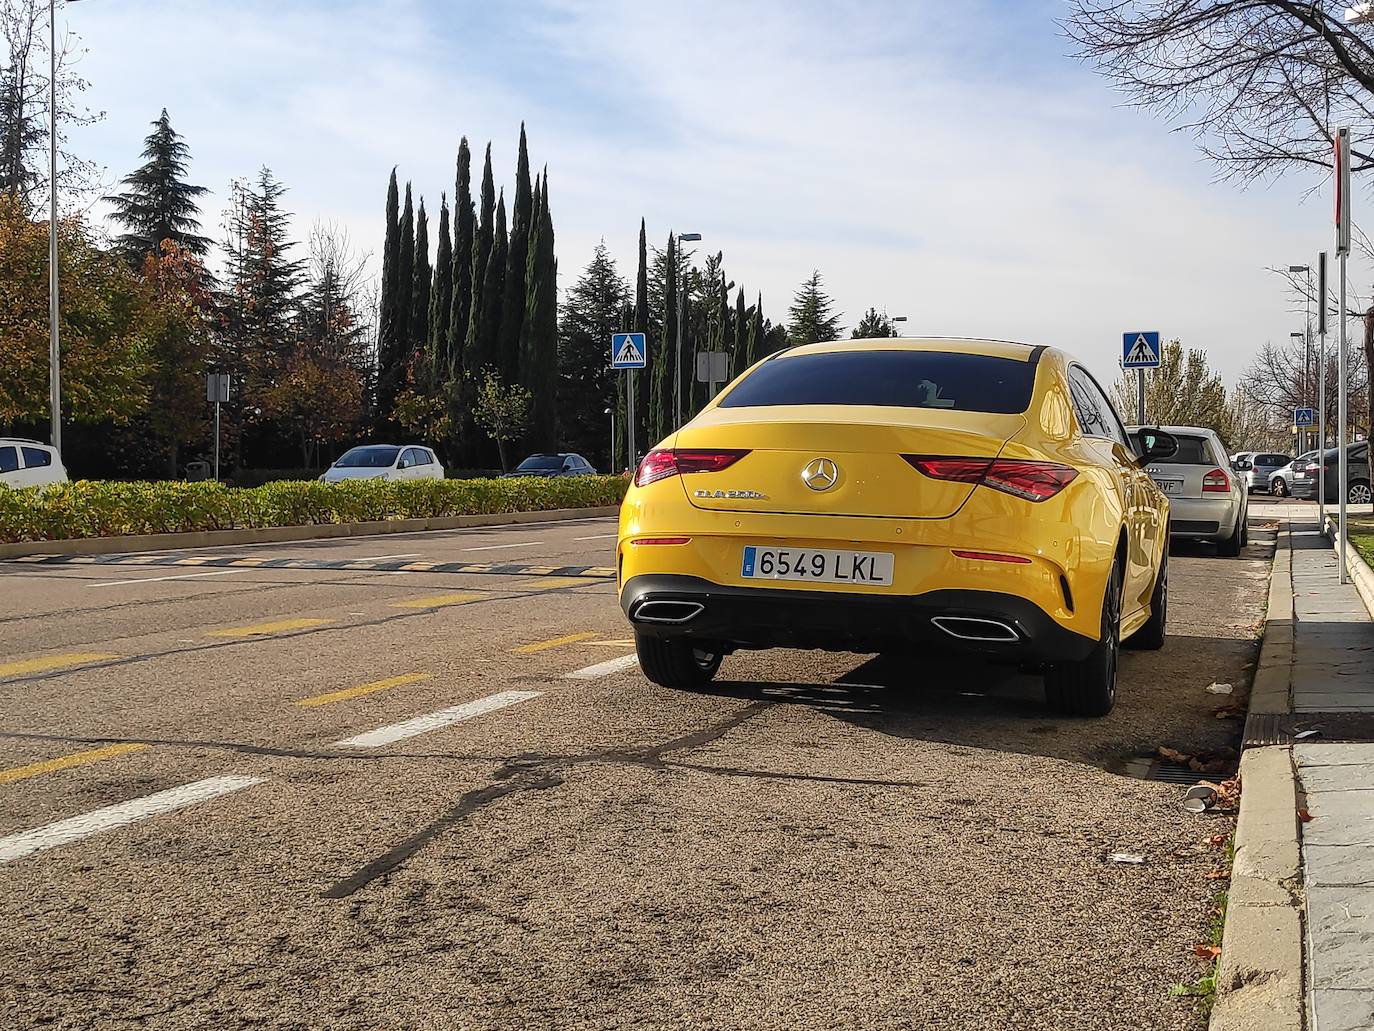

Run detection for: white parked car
[[319, 444, 445, 483], [0, 438, 68, 489], [1130, 424, 1248, 556]]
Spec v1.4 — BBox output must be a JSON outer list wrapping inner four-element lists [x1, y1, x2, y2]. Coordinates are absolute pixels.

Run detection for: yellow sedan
[[617, 338, 1178, 716]]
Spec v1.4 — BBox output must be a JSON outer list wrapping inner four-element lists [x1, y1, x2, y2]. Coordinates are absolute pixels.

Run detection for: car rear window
[[718, 350, 1037, 414], [21, 446, 51, 468], [1167, 435, 1221, 465]]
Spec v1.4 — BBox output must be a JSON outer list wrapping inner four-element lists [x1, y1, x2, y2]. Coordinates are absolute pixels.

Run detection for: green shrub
[[0, 476, 629, 543]]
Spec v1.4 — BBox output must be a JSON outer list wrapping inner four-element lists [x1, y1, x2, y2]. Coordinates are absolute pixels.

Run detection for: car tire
[[635, 632, 723, 689], [1350, 480, 1372, 506], [1045, 558, 1121, 717], [1272, 478, 1288, 498], [1218, 515, 1243, 557], [1126, 550, 1167, 651]]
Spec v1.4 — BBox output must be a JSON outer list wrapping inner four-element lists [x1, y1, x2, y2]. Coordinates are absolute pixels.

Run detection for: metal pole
[[609, 407, 615, 472], [674, 278, 684, 428], [627, 371, 636, 474], [1136, 368, 1145, 425], [1318, 253, 1328, 526], [213, 400, 221, 482], [47, 0, 61, 453], [1339, 249, 1349, 584], [1306, 269, 1313, 455]]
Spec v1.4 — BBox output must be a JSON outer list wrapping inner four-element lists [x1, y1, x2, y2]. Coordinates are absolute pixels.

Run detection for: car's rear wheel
[[1219, 515, 1243, 557], [1350, 480, 1372, 506], [1126, 550, 1167, 651], [635, 633, 723, 689], [1272, 477, 1288, 498], [1044, 558, 1120, 717]]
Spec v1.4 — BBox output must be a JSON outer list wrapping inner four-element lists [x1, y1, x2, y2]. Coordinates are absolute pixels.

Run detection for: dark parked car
[[502, 453, 597, 478], [1292, 442, 1372, 505]]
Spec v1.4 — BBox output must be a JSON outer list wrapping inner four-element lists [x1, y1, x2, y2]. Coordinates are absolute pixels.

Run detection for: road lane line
[[514, 632, 599, 654], [87, 570, 239, 588], [565, 654, 641, 679], [585, 639, 637, 647], [573, 534, 617, 541], [206, 618, 330, 637], [0, 775, 263, 864], [0, 743, 148, 786], [388, 593, 481, 609], [462, 541, 546, 552], [515, 576, 600, 590], [0, 653, 120, 678], [295, 673, 431, 708], [333, 690, 542, 748]]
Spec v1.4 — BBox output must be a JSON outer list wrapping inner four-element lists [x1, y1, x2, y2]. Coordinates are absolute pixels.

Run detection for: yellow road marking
[[514, 631, 599, 654], [172, 556, 226, 566], [515, 576, 599, 591], [227, 556, 270, 567], [585, 639, 637, 647], [0, 653, 120, 678], [397, 561, 439, 572], [295, 672, 430, 708], [388, 593, 481, 609], [0, 743, 147, 785], [206, 618, 330, 637]]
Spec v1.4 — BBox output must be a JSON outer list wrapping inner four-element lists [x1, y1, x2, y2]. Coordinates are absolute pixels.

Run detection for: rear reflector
[[630, 537, 692, 546], [904, 456, 1078, 502], [1202, 468, 1230, 493], [634, 448, 751, 487], [952, 550, 1032, 564]]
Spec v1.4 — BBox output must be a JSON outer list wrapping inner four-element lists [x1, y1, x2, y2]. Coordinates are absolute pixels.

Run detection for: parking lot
[[1, 510, 1278, 1031]]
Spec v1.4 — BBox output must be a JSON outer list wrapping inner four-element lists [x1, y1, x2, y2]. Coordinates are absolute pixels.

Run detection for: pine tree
[[396, 184, 415, 361], [471, 191, 507, 376], [411, 196, 431, 365], [377, 169, 402, 414], [448, 138, 474, 377], [105, 109, 210, 261], [851, 307, 897, 339], [430, 195, 453, 372], [787, 270, 842, 344], [522, 169, 558, 450], [500, 123, 534, 385], [232, 167, 304, 357], [652, 233, 677, 440], [559, 240, 627, 467], [463, 145, 496, 377]]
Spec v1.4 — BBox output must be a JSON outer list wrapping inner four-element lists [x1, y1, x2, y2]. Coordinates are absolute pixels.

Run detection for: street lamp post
[[891, 315, 908, 337], [674, 232, 701, 428], [1292, 330, 1308, 453], [1290, 264, 1313, 453], [604, 407, 614, 472]]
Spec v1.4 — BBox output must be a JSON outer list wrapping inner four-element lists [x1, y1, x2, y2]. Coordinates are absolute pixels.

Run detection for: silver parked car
[[1232, 450, 1292, 494], [1131, 425, 1248, 556], [1269, 450, 1316, 498]]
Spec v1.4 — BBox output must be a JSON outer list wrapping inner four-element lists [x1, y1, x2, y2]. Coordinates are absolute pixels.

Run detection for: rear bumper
[[620, 574, 1098, 663], [1167, 497, 1239, 540]]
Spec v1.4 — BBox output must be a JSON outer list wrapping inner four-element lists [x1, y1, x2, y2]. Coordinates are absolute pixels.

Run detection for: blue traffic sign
[[1122, 331, 1161, 369], [611, 332, 647, 369], [1295, 407, 1315, 427]]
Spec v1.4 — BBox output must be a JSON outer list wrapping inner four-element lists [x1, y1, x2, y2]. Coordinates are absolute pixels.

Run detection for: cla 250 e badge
[[694, 489, 768, 500]]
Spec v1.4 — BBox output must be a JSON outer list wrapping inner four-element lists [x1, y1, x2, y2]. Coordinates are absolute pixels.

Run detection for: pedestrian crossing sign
[[611, 332, 647, 369], [1122, 331, 1161, 369]]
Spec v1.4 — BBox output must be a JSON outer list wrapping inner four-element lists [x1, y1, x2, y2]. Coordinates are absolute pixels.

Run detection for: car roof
[[0, 438, 51, 447], [778, 337, 1046, 363]]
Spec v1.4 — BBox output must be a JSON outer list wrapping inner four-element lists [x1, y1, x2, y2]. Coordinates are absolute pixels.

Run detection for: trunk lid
[[672, 404, 1025, 519]]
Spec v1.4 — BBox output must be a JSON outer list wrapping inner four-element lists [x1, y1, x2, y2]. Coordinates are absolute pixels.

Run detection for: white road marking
[[333, 690, 542, 748], [87, 570, 239, 588], [573, 534, 618, 541], [461, 540, 547, 552], [0, 775, 263, 864], [565, 654, 641, 680]]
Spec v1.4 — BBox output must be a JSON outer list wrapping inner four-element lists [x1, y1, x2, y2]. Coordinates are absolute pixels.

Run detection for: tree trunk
[[496, 437, 508, 473]]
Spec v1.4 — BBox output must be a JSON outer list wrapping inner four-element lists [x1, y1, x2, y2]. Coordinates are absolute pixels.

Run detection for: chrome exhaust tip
[[631, 600, 706, 625], [931, 616, 1020, 643]]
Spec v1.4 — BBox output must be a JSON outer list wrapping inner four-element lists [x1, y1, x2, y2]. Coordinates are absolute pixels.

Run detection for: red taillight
[[634, 448, 750, 487], [631, 537, 692, 546], [904, 456, 1078, 502], [1202, 468, 1230, 493], [951, 550, 1032, 564]]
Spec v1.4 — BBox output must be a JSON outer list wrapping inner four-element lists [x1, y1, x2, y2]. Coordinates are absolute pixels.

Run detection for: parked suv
[[1233, 451, 1291, 494], [0, 439, 68, 489], [1292, 442, 1372, 505]]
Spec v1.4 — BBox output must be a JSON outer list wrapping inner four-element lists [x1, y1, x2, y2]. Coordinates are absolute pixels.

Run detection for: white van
[[0, 439, 69, 488]]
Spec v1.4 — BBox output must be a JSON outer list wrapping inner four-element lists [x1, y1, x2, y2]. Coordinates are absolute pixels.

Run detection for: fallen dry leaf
[[1159, 746, 1193, 765], [1204, 870, 1229, 880], [1298, 808, 1314, 823], [1193, 943, 1222, 961]]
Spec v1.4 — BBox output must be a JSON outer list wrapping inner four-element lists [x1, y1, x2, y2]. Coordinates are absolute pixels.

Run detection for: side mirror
[[1134, 428, 1179, 463]]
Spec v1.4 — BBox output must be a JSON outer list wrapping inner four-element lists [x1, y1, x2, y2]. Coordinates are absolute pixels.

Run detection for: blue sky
[[68, 0, 1334, 388]]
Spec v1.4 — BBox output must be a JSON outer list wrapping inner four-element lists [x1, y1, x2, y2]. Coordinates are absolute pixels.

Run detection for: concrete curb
[[0, 506, 621, 559], [1211, 521, 1304, 1031], [1321, 513, 1374, 620]]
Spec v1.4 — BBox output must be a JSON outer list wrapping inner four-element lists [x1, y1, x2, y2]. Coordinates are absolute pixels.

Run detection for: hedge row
[[0, 477, 629, 543]]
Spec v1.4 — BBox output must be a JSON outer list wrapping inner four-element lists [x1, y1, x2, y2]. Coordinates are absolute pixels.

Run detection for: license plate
[[741, 545, 894, 586], [1152, 478, 1182, 495]]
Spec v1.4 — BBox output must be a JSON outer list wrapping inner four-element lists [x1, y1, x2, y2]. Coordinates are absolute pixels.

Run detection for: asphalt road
[[0, 508, 1281, 1030]]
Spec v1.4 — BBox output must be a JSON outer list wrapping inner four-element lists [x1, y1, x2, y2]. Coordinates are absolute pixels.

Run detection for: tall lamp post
[[674, 231, 701, 427], [1290, 264, 1313, 452], [47, 0, 83, 453], [891, 315, 908, 337], [1291, 331, 1308, 453]]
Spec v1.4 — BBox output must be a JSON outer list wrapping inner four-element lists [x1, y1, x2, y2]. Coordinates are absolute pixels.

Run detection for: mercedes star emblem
[[802, 457, 839, 492]]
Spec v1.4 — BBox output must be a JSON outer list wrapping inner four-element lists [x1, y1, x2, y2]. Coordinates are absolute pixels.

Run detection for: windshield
[[335, 446, 399, 468], [517, 455, 564, 471], [719, 350, 1037, 414]]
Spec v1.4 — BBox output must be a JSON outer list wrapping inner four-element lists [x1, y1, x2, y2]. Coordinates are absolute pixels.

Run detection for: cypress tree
[[105, 108, 211, 262], [449, 138, 474, 377], [411, 197, 431, 366], [472, 191, 507, 375], [430, 195, 453, 372], [397, 184, 415, 361], [744, 293, 762, 368], [378, 169, 401, 414], [500, 123, 534, 385], [633, 218, 649, 452], [522, 169, 558, 450], [652, 233, 677, 440], [733, 287, 747, 373], [463, 145, 496, 376]]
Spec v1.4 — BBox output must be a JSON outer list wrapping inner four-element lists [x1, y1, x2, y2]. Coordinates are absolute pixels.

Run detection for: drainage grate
[[1104, 756, 1236, 785]]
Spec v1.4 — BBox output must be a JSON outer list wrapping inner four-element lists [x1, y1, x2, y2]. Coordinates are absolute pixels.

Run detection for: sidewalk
[[1289, 525, 1374, 1031]]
